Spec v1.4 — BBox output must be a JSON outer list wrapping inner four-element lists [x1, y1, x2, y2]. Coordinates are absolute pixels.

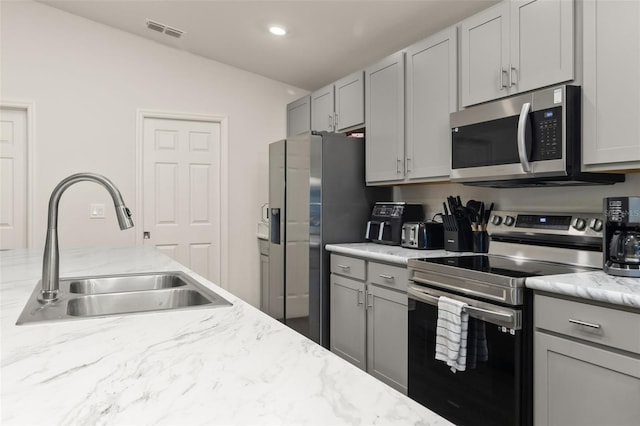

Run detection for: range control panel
[[488, 211, 603, 236]]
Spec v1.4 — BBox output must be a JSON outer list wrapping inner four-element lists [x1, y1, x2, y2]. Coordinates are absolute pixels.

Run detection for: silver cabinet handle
[[517, 102, 532, 173], [337, 264, 351, 270], [396, 158, 401, 174], [379, 274, 394, 280], [500, 68, 509, 89], [367, 292, 373, 308], [334, 113, 339, 129], [357, 289, 364, 306], [406, 157, 412, 173], [568, 319, 601, 329], [328, 114, 333, 131], [510, 65, 518, 87]]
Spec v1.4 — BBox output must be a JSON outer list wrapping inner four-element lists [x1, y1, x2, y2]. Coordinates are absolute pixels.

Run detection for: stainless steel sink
[[69, 273, 186, 294], [16, 271, 232, 325]]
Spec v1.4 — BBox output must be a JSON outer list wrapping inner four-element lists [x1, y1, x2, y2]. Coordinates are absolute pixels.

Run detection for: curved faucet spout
[[40, 173, 134, 302]]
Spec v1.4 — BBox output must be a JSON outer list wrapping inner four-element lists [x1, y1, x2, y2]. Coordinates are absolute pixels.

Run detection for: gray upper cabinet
[[460, 2, 509, 107], [311, 84, 334, 132], [405, 27, 458, 182], [460, 0, 574, 107], [334, 71, 365, 131], [286, 95, 311, 137], [310, 71, 364, 133], [582, 0, 640, 170], [365, 52, 406, 184]]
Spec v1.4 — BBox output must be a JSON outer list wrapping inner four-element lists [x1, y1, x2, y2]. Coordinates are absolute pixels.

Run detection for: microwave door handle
[[517, 102, 533, 173]]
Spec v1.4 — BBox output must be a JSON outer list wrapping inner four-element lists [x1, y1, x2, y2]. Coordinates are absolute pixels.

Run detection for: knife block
[[442, 215, 473, 252]]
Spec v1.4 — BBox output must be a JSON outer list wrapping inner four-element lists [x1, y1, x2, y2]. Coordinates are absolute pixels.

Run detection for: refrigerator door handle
[[270, 208, 281, 244]]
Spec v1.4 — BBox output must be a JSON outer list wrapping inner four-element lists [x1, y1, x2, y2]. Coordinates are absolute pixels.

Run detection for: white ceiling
[[38, 0, 499, 91]]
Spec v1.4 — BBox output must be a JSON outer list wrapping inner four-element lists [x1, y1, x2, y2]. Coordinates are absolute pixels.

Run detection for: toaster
[[401, 221, 444, 249]]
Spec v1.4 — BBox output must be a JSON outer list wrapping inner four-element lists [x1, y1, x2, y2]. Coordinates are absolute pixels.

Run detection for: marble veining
[[1, 247, 451, 425], [325, 242, 471, 265], [526, 271, 640, 309]]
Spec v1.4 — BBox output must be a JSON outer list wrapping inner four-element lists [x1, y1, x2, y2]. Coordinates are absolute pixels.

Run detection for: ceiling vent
[[145, 19, 185, 39]]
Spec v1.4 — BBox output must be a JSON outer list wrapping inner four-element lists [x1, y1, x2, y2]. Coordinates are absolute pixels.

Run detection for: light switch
[[90, 203, 105, 219]]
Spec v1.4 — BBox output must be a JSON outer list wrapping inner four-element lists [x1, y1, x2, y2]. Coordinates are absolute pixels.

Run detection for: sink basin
[[67, 288, 213, 317], [69, 273, 186, 294], [16, 271, 232, 325]]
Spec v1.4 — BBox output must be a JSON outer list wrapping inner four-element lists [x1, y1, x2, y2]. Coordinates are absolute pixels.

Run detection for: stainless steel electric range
[[406, 210, 604, 426]]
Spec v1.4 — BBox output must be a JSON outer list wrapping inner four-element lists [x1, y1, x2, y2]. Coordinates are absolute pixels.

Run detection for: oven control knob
[[589, 218, 603, 232], [571, 217, 587, 231], [504, 216, 515, 226], [491, 215, 502, 226]]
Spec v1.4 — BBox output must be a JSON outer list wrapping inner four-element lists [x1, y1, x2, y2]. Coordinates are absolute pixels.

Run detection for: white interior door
[[0, 108, 28, 250], [143, 117, 221, 284]]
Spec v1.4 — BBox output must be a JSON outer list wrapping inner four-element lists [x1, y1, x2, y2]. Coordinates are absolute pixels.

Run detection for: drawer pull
[[379, 274, 394, 280], [337, 264, 351, 270], [568, 319, 601, 329]]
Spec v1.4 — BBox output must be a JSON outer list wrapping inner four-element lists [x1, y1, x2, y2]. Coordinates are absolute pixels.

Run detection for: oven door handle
[[408, 285, 518, 328]]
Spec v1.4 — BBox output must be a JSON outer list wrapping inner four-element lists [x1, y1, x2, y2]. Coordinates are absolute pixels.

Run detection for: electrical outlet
[[89, 203, 105, 219]]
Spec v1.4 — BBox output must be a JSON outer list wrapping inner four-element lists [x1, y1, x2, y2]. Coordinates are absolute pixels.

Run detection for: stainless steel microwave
[[450, 85, 624, 187]]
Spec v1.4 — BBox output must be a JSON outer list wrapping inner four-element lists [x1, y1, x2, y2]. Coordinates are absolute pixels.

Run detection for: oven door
[[407, 285, 531, 426]]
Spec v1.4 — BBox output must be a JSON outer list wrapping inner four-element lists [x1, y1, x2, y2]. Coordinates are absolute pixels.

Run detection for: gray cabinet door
[[311, 84, 334, 132], [582, 0, 640, 169], [335, 71, 365, 131], [534, 331, 640, 426], [365, 52, 405, 184], [330, 273, 366, 370], [366, 283, 408, 394], [510, 0, 574, 94], [405, 27, 457, 182], [460, 2, 510, 107], [287, 95, 311, 137]]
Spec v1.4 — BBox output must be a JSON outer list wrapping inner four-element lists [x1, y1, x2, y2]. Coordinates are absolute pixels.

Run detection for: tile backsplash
[[394, 172, 640, 219]]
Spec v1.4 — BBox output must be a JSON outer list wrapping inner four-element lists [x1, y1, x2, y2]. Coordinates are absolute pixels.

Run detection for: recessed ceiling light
[[269, 26, 287, 36]]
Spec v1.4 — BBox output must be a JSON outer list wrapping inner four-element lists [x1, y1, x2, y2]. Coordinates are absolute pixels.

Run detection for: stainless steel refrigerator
[[266, 131, 387, 347]]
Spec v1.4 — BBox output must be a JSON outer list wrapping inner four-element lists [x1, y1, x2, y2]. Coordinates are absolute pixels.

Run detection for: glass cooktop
[[414, 255, 596, 279]]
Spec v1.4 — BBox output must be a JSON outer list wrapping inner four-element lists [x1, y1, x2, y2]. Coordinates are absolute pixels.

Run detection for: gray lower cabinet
[[366, 283, 408, 393], [330, 253, 408, 394], [330, 273, 366, 369], [533, 294, 640, 426]]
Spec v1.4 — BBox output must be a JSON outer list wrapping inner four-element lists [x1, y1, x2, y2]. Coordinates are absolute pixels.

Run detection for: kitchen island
[[0, 247, 450, 425]]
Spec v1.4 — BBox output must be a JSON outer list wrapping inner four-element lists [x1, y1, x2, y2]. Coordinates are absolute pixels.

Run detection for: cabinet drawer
[[330, 254, 366, 281], [367, 262, 409, 292], [535, 294, 640, 354]]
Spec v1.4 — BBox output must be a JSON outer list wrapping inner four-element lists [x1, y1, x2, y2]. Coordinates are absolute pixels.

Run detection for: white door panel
[[0, 108, 27, 249], [143, 117, 221, 283]]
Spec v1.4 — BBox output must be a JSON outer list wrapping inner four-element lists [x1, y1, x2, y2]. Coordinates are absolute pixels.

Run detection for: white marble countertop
[[526, 271, 640, 309], [0, 246, 450, 425], [325, 242, 471, 265]]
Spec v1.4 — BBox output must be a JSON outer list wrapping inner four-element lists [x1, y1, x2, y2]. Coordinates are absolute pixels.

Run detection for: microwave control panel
[[531, 107, 562, 161]]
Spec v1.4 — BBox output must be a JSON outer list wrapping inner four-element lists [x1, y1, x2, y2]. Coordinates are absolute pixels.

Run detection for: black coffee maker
[[604, 196, 640, 277]]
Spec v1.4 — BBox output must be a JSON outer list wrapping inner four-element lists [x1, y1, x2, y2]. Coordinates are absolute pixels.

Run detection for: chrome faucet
[[40, 173, 134, 302]]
